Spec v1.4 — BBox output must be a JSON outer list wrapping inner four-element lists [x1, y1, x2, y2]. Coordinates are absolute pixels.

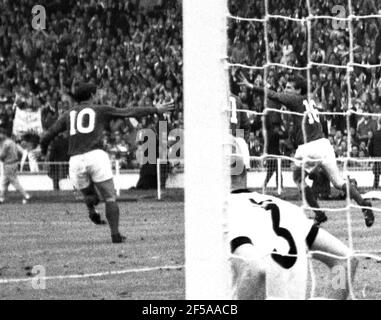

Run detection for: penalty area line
[[0, 265, 184, 285]]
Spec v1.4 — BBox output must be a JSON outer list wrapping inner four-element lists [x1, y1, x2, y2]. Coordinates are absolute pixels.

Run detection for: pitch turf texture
[[0, 188, 380, 300]]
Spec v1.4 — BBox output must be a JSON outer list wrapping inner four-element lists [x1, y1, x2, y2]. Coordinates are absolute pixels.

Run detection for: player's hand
[[156, 100, 175, 114], [237, 72, 254, 90]]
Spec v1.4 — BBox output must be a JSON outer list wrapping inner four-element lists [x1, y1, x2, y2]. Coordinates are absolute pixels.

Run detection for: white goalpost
[[183, 0, 381, 300], [183, 0, 231, 300]]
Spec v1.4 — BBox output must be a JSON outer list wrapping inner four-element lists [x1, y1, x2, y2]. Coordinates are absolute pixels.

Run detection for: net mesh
[[227, 0, 381, 299]]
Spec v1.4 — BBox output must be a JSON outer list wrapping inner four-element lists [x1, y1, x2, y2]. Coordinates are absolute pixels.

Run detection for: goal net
[[185, 0, 381, 299]]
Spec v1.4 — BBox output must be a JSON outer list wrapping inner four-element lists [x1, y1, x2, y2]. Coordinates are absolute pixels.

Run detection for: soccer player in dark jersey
[[41, 83, 174, 243], [238, 74, 374, 227]]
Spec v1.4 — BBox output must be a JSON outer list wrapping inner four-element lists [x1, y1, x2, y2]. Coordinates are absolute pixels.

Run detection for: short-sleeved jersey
[[228, 190, 318, 299], [253, 87, 324, 147], [41, 102, 158, 156]]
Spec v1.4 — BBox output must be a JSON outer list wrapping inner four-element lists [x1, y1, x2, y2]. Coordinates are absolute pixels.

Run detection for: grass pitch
[[0, 189, 184, 300], [0, 188, 380, 299]]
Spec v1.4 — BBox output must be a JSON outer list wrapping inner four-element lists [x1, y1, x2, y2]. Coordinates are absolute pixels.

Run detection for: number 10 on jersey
[[70, 108, 96, 135]]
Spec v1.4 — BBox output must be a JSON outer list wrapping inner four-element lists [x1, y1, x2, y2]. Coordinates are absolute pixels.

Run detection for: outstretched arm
[[105, 101, 174, 118], [238, 74, 304, 112]]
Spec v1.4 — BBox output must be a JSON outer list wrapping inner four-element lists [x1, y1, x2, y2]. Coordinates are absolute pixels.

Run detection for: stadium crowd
[[1, 0, 381, 173], [0, 0, 182, 170], [229, 0, 381, 167]]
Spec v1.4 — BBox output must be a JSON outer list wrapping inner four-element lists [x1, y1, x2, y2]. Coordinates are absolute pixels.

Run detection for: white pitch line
[[0, 221, 90, 226], [0, 265, 184, 285]]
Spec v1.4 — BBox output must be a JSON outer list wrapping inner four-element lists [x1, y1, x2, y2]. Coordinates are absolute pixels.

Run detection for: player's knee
[[102, 188, 116, 202], [95, 180, 116, 203], [84, 194, 99, 207], [81, 187, 100, 206]]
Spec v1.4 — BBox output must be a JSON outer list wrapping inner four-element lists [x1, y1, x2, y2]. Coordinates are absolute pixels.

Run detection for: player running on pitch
[[0, 128, 31, 204], [238, 73, 374, 227], [228, 137, 358, 300], [41, 83, 174, 243]]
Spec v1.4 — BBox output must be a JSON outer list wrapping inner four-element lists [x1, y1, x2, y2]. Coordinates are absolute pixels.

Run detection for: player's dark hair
[[73, 82, 97, 103], [294, 76, 307, 95], [21, 132, 40, 148]]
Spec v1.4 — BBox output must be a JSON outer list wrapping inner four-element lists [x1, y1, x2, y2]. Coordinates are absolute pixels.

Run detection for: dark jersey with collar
[[41, 102, 157, 156], [253, 87, 324, 146]]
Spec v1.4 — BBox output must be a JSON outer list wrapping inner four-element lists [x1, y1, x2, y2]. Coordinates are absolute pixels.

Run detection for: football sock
[[85, 194, 99, 214], [343, 182, 365, 206], [82, 184, 100, 214], [303, 186, 323, 214], [105, 201, 120, 236]]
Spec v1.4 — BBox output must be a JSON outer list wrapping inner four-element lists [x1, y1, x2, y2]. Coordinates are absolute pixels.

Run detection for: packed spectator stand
[[1, 0, 381, 174], [229, 0, 381, 169], [0, 0, 182, 170]]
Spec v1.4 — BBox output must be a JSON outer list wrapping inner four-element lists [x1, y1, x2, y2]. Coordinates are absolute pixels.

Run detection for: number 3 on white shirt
[[70, 108, 96, 135], [303, 100, 320, 124]]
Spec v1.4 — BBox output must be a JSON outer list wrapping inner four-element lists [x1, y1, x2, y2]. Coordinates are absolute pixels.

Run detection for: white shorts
[[294, 138, 345, 187], [69, 149, 113, 190], [294, 138, 336, 172]]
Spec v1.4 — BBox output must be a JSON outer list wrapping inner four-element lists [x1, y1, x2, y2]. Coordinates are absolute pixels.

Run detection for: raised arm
[[104, 101, 174, 118], [105, 106, 158, 118], [252, 86, 304, 112], [238, 73, 304, 112]]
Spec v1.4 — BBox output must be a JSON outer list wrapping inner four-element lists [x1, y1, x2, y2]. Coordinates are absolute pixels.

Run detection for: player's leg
[[294, 143, 327, 224], [323, 159, 374, 227], [80, 182, 106, 225], [309, 228, 358, 300], [6, 164, 30, 202], [293, 166, 327, 224], [88, 150, 125, 243], [0, 175, 10, 204], [230, 239, 266, 300], [69, 155, 104, 225], [94, 179, 125, 243], [10, 176, 30, 203], [263, 158, 276, 188], [373, 162, 380, 189]]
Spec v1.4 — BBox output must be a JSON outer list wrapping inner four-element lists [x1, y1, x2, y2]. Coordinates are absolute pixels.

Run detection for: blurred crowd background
[[229, 0, 381, 169], [1, 0, 381, 175], [0, 0, 182, 171]]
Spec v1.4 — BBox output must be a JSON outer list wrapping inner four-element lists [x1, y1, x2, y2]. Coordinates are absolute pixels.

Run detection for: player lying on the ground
[[0, 128, 31, 204], [228, 137, 358, 299], [238, 73, 374, 227], [41, 82, 174, 243]]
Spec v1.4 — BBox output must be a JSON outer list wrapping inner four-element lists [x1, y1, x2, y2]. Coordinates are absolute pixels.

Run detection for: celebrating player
[[228, 137, 358, 300], [41, 83, 174, 243], [238, 73, 374, 227]]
